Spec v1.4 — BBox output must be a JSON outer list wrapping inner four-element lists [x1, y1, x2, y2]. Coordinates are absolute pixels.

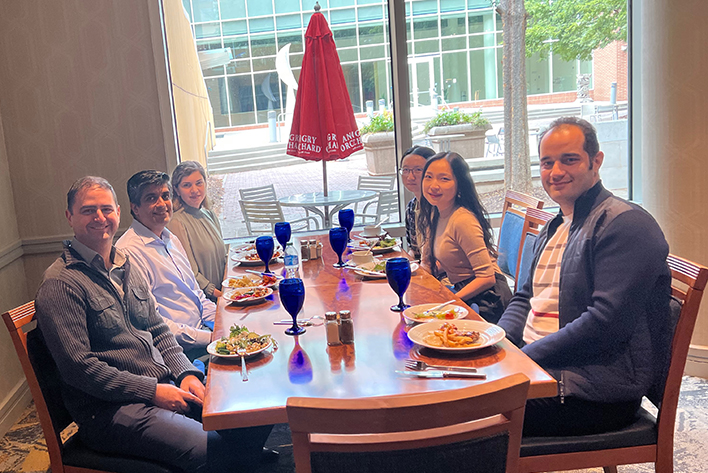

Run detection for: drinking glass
[[255, 236, 275, 273], [338, 209, 355, 241], [329, 227, 348, 268], [385, 257, 412, 312], [274, 222, 291, 249], [280, 278, 306, 335]]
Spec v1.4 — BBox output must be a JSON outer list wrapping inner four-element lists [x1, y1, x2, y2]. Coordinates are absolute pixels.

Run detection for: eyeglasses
[[399, 167, 424, 176]]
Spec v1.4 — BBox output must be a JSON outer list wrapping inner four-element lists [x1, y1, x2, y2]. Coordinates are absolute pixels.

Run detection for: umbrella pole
[[323, 161, 330, 226]]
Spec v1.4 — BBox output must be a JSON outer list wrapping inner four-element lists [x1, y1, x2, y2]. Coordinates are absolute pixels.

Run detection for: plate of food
[[207, 324, 273, 358], [231, 249, 283, 266], [223, 273, 279, 289], [403, 303, 469, 324], [349, 237, 400, 254], [354, 260, 419, 278], [222, 286, 273, 304], [407, 320, 505, 353]]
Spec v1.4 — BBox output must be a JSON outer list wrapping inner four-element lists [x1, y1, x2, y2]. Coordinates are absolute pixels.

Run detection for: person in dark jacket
[[497, 118, 671, 437], [35, 176, 273, 472]]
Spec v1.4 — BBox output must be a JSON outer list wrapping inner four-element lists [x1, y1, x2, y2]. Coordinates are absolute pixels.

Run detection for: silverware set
[[399, 359, 486, 379]]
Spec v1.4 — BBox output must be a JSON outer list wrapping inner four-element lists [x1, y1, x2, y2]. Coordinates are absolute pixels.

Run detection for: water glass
[[274, 222, 291, 249], [255, 236, 275, 273], [280, 278, 306, 335], [386, 257, 411, 312], [329, 227, 348, 268], [338, 209, 355, 241]]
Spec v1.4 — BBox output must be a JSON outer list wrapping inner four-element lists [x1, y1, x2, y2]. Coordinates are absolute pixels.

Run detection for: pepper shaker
[[338, 310, 354, 344], [300, 240, 310, 262]]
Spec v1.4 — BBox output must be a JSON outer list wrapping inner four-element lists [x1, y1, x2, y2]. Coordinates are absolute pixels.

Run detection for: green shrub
[[423, 109, 489, 134], [359, 111, 394, 135]]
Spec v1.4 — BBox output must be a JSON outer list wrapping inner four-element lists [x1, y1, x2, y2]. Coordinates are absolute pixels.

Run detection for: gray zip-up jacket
[[35, 242, 202, 425], [498, 182, 671, 403]]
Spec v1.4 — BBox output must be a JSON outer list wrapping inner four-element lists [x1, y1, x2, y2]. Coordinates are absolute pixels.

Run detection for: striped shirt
[[523, 215, 571, 344]]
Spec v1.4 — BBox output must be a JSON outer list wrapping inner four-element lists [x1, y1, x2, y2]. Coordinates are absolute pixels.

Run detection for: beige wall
[[163, 0, 215, 167], [0, 0, 177, 433], [640, 0, 708, 376]]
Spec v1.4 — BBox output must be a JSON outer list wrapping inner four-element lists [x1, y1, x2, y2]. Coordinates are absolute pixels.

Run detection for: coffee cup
[[351, 251, 375, 265]]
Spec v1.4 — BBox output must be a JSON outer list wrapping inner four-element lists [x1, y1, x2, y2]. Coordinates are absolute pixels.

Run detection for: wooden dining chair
[[518, 254, 708, 473], [514, 207, 555, 288], [287, 373, 530, 473], [1, 302, 179, 473], [497, 190, 544, 281]]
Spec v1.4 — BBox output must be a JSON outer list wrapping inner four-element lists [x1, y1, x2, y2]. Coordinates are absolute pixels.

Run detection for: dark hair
[[537, 117, 600, 163], [67, 176, 117, 214], [401, 145, 436, 162], [126, 170, 171, 218], [171, 161, 209, 210], [417, 152, 496, 278]]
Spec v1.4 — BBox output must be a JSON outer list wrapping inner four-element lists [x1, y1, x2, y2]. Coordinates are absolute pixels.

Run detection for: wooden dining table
[[202, 232, 557, 431]]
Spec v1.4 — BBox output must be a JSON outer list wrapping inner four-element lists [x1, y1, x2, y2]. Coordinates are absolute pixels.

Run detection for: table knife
[[395, 370, 487, 379]]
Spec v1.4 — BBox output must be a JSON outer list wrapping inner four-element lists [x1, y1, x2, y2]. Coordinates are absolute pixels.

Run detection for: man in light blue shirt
[[116, 170, 216, 360]]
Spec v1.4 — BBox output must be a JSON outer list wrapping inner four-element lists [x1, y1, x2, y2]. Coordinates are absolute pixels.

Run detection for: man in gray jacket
[[497, 118, 671, 436], [35, 176, 271, 472]]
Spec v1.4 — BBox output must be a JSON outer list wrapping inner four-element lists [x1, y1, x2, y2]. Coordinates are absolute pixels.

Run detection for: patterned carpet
[[2, 376, 707, 473]]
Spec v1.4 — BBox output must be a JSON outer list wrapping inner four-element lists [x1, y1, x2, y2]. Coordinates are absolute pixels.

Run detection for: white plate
[[206, 339, 272, 359], [348, 238, 400, 254], [231, 250, 283, 266], [222, 274, 279, 289], [403, 303, 469, 324], [360, 230, 386, 238], [354, 261, 419, 278], [407, 319, 506, 353], [222, 286, 273, 304]]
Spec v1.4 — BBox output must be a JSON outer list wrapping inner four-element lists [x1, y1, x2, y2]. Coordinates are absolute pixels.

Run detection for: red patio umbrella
[[286, 2, 363, 196]]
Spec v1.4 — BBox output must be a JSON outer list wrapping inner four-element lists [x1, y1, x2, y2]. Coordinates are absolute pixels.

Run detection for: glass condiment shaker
[[309, 239, 318, 260], [325, 311, 341, 346], [338, 310, 354, 343], [316, 240, 323, 259]]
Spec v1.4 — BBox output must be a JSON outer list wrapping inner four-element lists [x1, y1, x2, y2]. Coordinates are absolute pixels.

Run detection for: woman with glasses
[[418, 152, 511, 323], [399, 145, 435, 259], [167, 161, 227, 301]]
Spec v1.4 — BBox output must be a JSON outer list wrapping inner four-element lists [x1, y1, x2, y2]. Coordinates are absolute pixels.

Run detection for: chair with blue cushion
[[288, 373, 530, 473], [496, 191, 544, 282], [518, 254, 708, 473], [514, 208, 555, 290], [2, 302, 181, 473]]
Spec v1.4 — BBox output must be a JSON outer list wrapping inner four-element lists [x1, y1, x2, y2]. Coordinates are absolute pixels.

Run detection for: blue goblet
[[385, 257, 412, 312], [255, 236, 275, 273], [274, 222, 291, 250], [338, 208, 355, 241], [280, 278, 306, 335], [329, 227, 348, 268]]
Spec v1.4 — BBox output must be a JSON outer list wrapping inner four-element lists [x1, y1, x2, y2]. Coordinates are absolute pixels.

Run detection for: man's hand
[[180, 375, 205, 402], [152, 381, 202, 413]]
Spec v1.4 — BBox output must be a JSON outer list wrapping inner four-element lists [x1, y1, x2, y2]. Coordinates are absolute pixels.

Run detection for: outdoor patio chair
[[239, 199, 320, 236], [518, 254, 708, 473], [239, 184, 278, 202], [2, 302, 179, 473], [497, 190, 545, 282], [354, 190, 399, 225], [486, 132, 502, 157], [354, 175, 396, 213], [514, 207, 555, 289], [288, 373, 530, 473]]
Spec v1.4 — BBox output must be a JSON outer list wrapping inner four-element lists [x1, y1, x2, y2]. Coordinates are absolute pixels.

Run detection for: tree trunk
[[498, 0, 532, 194]]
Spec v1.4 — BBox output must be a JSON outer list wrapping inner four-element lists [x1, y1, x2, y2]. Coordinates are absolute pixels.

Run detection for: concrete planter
[[427, 123, 492, 158], [362, 131, 396, 175]]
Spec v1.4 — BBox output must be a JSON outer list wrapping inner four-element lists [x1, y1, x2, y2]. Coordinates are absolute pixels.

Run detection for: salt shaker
[[325, 312, 341, 346], [309, 239, 318, 260], [316, 240, 323, 259], [338, 310, 354, 344]]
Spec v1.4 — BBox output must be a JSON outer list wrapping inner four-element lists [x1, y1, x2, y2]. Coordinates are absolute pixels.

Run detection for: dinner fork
[[237, 348, 249, 382], [404, 359, 477, 373]]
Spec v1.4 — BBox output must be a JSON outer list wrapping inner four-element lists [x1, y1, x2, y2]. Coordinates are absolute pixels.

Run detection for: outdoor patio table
[[202, 231, 557, 431], [278, 190, 377, 228]]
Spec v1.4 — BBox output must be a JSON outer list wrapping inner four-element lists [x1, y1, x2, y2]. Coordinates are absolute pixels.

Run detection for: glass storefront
[[181, 0, 591, 129]]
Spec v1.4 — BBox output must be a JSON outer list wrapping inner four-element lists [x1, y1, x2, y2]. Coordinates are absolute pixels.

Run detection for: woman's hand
[[213, 288, 223, 298]]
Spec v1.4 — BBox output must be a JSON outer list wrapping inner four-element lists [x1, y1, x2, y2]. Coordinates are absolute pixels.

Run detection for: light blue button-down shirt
[[116, 219, 216, 352]]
